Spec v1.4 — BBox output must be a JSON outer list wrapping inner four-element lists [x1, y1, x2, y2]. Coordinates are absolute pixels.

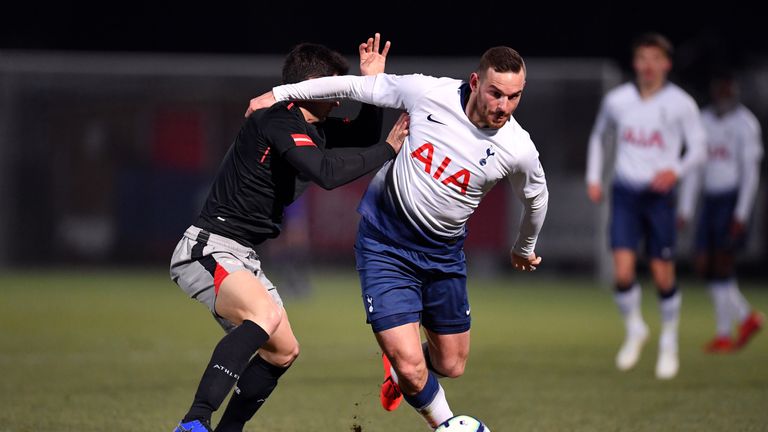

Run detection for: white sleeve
[[509, 152, 548, 257], [676, 100, 707, 178], [735, 114, 764, 222], [512, 187, 548, 258], [677, 165, 702, 221], [272, 73, 436, 111], [585, 98, 612, 185], [273, 74, 386, 105]]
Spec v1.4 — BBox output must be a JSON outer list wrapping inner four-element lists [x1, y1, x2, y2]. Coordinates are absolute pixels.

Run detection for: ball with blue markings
[[434, 415, 490, 431]]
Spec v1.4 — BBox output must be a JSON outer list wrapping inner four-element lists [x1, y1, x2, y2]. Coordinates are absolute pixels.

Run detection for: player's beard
[[474, 98, 508, 129], [485, 109, 509, 129]]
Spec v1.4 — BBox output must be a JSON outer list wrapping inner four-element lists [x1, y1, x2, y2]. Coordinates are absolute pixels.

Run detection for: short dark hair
[[477, 46, 526, 76], [281, 43, 350, 84], [632, 32, 674, 58]]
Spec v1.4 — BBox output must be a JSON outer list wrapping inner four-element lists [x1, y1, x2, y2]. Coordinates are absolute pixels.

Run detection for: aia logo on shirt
[[411, 142, 471, 195], [708, 145, 731, 160], [622, 127, 665, 149]]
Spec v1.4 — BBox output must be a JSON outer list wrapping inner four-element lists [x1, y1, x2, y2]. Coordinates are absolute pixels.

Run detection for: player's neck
[[637, 79, 666, 99], [464, 93, 486, 128], [298, 106, 321, 124], [714, 100, 738, 117]]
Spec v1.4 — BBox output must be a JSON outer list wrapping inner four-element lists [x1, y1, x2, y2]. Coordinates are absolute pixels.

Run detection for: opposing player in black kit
[[169, 34, 407, 432]]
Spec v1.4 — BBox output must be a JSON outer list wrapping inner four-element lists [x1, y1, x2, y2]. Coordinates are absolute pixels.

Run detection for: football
[[435, 415, 490, 431]]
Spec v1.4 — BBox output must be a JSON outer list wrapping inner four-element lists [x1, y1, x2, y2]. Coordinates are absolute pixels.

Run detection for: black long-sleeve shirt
[[196, 101, 393, 248]]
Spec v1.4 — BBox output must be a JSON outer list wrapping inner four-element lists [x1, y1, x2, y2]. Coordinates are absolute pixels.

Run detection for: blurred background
[[3, 7, 767, 430], [1, 3, 766, 281]]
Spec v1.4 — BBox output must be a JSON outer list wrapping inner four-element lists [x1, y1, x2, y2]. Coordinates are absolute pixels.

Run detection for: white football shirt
[[678, 104, 763, 222], [272, 73, 548, 256], [586, 82, 706, 188]]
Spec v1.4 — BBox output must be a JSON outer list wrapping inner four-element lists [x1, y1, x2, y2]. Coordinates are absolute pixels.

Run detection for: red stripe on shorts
[[213, 263, 230, 295]]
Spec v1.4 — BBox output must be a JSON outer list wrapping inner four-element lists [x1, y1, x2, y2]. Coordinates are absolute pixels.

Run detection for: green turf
[[0, 270, 766, 431]]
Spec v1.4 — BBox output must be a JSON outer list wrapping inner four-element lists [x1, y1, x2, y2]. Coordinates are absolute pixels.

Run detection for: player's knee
[[432, 351, 468, 378], [266, 341, 300, 368], [395, 360, 428, 389], [240, 303, 283, 335], [654, 277, 675, 292], [711, 267, 734, 280], [437, 359, 466, 378], [712, 258, 735, 279], [283, 341, 300, 366], [614, 272, 635, 288], [652, 271, 675, 291]]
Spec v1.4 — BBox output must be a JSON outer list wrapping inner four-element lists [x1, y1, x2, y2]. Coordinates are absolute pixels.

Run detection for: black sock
[[615, 281, 636, 293], [183, 320, 269, 423], [658, 284, 679, 299], [214, 355, 290, 432]]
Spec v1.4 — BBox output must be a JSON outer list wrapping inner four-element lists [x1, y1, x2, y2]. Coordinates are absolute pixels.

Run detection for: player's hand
[[511, 251, 541, 272], [650, 170, 678, 193], [676, 216, 688, 231], [385, 112, 409, 154], [245, 91, 277, 118], [359, 33, 391, 76], [587, 183, 603, 203]]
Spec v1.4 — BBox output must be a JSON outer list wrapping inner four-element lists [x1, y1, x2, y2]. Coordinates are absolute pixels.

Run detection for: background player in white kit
[[678, 71, 764, 353], [585, 33, 706, 379], [248, 45, 548, 429]]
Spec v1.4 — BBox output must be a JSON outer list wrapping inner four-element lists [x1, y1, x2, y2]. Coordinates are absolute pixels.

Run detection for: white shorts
[[169, 225, 283, 332]]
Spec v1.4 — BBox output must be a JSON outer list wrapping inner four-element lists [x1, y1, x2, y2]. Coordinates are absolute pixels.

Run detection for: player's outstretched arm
[[245, 33, 390, 118], [359, 32, 391, 76]]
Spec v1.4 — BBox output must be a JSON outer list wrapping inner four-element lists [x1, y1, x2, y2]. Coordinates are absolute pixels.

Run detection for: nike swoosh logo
[[427, 114, 445, 125]]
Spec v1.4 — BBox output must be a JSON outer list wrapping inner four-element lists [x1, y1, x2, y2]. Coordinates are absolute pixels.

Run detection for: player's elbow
[[531, 187, 549, 211]]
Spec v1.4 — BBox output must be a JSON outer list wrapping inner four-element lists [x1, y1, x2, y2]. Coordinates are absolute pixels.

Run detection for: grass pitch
[[0, 269, 766, 431]]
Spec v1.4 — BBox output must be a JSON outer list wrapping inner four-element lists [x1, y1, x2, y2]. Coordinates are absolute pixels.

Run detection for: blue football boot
[[173, 419, 213, 432]]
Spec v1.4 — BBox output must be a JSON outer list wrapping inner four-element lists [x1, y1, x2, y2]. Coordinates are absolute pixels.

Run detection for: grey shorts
[[169, 225, 283, 332]]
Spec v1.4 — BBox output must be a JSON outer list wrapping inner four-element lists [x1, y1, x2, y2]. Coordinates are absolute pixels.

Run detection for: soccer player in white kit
[[585, 33, 706, 379], [678, 71, 764, 353], [248, 45, 548, 429]]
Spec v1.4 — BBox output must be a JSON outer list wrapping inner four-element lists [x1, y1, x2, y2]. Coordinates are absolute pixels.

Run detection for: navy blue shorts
[[610, 183, 676, 260], [354, 220, 470, 335], [695, 191, 746, 252]]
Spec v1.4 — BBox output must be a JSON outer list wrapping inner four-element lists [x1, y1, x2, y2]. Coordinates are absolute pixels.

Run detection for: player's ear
[[469, 72, 479, 91], [662, 58, 672, 73]]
